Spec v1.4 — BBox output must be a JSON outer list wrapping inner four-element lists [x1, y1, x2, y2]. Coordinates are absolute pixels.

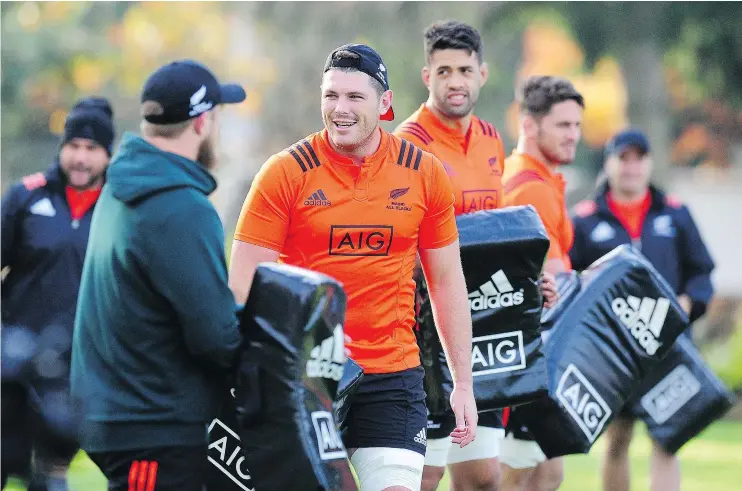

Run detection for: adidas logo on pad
[[306, 324, 345, 381], [413, 428, 427, 446], [611, 295, 669, 356], [468, 270, 524, 312], [304, 188, 332, 207]]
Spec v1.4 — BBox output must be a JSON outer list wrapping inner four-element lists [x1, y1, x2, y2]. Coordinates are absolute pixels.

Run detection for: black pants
[[1, 382, 79, 488], [88, 445, 208, 491]]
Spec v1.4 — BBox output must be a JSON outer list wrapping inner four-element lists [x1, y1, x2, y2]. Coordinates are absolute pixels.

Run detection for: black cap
[[323, 43, 394, 121], [62, 96, 116, 156], [140, 60, 246, 124], [605, 129, 651, 157]]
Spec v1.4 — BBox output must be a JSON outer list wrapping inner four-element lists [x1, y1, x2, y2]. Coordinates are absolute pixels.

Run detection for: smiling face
[[423, 48, 488, 119], [321, 68, 392, 154], [59, 138, 110, 189]]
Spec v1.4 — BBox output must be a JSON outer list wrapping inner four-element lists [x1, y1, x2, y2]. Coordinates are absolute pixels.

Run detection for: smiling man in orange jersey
[[229, 44, 478, 491], [395, 21, 558, 491], [499, 75, 585, 491]]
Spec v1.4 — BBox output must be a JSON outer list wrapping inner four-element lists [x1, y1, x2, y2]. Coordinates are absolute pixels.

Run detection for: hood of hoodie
[[106, 132, 216, 204]]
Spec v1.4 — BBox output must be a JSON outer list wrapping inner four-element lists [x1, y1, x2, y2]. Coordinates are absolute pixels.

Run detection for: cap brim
[[381, 106, 395, 122], [612, 142, 650, 156], [220, 84, 246, 104]]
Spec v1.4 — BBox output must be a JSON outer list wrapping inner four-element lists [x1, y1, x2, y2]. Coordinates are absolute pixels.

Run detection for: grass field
[[5, 420, 742, 491]]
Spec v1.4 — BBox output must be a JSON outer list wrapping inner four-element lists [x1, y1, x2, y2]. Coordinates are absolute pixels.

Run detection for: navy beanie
[[61, 97, 115, 156]]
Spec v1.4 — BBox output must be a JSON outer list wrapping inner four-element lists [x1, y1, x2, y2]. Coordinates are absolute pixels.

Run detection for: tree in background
[[1, 1, 272, 189], [3, 2, 742, 184]]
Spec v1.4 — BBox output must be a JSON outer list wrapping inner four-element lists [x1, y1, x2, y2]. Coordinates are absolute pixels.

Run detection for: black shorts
[[428, 409, 503, 440], [88, 445, 208, 491], [341, 366, 428, 456]]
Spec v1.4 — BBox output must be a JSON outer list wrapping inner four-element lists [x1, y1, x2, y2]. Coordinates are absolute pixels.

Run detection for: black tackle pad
[[231, 263, 358, 491], [207, 388, 257, 491], [333, 358, 364, 428], [516, 245, 690, 458], [507, 271, 584, 441], [629, 335, 735, 454], [416, 206, 550, 416]]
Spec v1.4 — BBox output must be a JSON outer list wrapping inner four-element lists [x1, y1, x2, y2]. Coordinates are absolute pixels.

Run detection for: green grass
[[5, 421, 742, 491]]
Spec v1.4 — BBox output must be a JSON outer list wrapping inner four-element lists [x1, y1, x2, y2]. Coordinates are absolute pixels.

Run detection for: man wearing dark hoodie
[[70, 61, 246, 491], [2, 96, 115, 491]]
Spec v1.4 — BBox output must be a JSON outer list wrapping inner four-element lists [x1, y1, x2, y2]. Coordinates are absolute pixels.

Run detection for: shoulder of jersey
[[573, 200, 598, 218], [391, 135, 428, 172], [395, 119, 434, 146], [474, 117, 501, 140], [664, 194, 683, 209], [278, 135, 323, 175], [21, 172, 47, 191], [502, 167, 547, 195]]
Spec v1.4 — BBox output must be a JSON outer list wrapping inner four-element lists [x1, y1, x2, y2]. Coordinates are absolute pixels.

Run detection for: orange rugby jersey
[[502, 151, 574, 269], [234, 129, 458, 374], [394, 104, 505, 215]]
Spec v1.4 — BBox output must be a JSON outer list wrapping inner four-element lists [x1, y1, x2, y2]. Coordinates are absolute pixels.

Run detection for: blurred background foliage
[[2, 1, 741, 390]]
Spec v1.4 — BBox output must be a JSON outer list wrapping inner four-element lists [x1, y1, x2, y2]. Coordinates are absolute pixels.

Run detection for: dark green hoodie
[[71, 132, 242, 452]]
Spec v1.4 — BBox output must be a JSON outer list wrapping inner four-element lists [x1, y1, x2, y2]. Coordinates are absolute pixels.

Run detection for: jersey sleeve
[[504, 180, 565, 261], [568, 217, 590, 271], [234, 154, 298, 252], [677, 205, 715, 322], [419, 155, 458, 249], [1, 183, 26, 269]]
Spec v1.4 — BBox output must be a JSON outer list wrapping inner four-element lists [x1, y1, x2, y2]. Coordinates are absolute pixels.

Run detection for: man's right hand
[[540, 271, 559, 308], [449, 384, 477, 448]]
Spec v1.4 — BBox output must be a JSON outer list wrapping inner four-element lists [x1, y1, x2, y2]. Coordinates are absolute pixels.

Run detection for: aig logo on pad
[[207, 418, 254, 491], [329, 225, 393, 256], [556, 364, 612, 442], [471, 331, 526, 376], [640, 365, 701, 424], [311, 411, 348, 461]]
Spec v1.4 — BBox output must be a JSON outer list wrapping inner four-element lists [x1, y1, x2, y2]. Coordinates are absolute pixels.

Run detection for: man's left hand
[[540, 272, 558, 309]]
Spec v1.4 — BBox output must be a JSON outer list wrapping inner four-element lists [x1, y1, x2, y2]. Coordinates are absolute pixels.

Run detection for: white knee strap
[[350, 447, 425, 491]]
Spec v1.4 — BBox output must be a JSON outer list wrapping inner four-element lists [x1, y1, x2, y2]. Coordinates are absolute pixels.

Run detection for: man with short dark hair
[[2, 96, 115, 491], [230, 43, 478, 491], [395, 21, 557, 491], [71, 60, 245, 491], [570, 128, 715, 491], [499, 75, 586, 491]]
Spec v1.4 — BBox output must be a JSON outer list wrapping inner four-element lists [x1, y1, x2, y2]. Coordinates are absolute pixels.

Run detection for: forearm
[[427, 269, 473, 387], [544, 257, 568, 275], [228, 252, 258, 304], [228, 240, 280, 304]]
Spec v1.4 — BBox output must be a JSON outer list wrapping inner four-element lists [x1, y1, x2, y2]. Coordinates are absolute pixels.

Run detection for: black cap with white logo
[[323, 43, 394, 121], [140, 60, 246, 124]]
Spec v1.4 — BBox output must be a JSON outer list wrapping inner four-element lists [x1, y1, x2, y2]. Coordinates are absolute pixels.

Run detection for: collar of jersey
[[319, 128, 390, 168], [511, 150, 566, 192], [420, 103, 475, 143]]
